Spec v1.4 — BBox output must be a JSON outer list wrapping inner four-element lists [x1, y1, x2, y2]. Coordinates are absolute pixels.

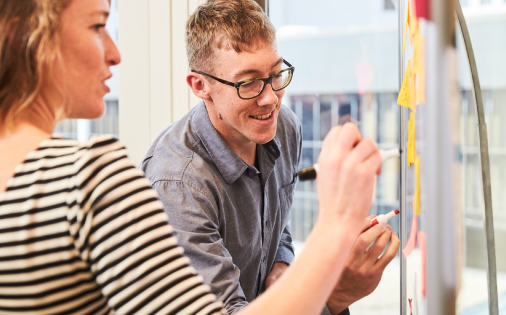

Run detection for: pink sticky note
[[418, 230, 427, 297], [402, 203, 418, 258]]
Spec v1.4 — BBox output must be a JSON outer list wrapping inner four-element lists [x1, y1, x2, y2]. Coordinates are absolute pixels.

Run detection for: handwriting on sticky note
[[402, 204, 418, 258], [397, 60, 412, 108], [407, 112, 416, 167], [414, 155, 421, 215]]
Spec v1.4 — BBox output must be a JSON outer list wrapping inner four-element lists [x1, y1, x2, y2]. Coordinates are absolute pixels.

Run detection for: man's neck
[[204, 102, 258, 166]]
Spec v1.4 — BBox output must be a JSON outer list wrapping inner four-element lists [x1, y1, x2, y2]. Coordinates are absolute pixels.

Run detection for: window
[[54, 0, 119, 140], [385, 0, 396, 10], [269, 0, 400, 312]]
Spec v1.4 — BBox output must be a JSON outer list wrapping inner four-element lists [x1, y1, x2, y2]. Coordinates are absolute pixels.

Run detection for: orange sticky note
[[414, 155, 421, 215], [402, 204, 418, 258], [408, 1, 419, 42], [407, 112, 416, 167], [418, 230, 427, 297], [397, 60, 412, 108]]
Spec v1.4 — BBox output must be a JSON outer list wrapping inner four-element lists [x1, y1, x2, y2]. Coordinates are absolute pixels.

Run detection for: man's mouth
[[251, 112, 272, 120]]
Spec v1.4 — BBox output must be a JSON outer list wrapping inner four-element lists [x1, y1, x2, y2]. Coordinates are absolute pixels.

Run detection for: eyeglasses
[[191, 59, 295, 100]]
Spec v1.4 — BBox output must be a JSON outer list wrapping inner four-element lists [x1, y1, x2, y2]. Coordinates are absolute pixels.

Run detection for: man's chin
[[251, 131, 277, 145]]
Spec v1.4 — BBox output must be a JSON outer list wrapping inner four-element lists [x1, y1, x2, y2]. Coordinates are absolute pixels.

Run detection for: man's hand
[[265, 262, 289, 290], [326, 217, 401, 315]]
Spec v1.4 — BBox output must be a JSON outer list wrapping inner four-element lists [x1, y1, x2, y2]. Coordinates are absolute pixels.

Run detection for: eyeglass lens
[[238, 69, 292, 99]]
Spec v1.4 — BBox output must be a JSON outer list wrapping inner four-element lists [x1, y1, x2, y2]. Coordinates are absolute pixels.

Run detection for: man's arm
[[152, 180, 248, 314], [326, 217, 401, 314]]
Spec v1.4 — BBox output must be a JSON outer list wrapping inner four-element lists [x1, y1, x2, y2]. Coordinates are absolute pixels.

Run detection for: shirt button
[[263, 256, 267, 262], [265, 220, 269, 226]]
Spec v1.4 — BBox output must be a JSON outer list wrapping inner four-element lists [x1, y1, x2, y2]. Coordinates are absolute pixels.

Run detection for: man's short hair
[[186, 0, 276, 74]]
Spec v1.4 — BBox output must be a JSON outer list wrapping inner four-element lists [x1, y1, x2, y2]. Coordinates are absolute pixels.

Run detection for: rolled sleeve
[[274, 223, 295, 265], [152, 179, 248, 314]]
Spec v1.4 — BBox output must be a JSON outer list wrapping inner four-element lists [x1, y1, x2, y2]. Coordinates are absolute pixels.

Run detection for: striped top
[[0, 135, 224, 315]]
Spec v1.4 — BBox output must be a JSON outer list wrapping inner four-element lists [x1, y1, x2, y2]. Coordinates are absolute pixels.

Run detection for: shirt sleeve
[[152, 179, 249, 315], [274, 224, 295, 265], [68, 138, 224, 315]]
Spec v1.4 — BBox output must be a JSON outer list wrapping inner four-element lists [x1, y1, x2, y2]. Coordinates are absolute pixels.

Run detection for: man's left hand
[[265, 262, 289, 290], [326, 216, 400, 315]]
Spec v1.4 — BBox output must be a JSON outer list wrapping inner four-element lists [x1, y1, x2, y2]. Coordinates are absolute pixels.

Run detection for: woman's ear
[[187, 73, 210, 100]]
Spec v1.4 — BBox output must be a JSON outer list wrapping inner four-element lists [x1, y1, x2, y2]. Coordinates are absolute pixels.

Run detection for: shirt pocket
[[278, 179, 296, 228]]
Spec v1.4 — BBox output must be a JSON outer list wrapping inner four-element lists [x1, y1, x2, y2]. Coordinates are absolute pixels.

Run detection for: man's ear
[[187, 73, 210, 100]]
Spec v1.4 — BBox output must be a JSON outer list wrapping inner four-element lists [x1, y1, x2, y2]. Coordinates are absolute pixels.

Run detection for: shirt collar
[[192, 101, 281, 184]]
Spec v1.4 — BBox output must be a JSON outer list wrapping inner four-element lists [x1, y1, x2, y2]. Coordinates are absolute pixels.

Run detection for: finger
[[361, 148, 382, 176], [362, 216, 376, 232], [352, 224, 387, 254], [366, 226, 392, 260], [376, 163, 383, 175], [336, 123, 362, 153], [375, 232, 401, 270], [346, 138, 378, 166], [319, 126, 342, 159]]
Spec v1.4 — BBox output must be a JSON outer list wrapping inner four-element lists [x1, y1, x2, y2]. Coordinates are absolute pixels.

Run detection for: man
[[141, 1, 400, 314]]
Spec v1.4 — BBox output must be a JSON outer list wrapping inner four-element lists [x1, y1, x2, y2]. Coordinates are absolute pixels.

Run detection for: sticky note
[[418, 230, 427, 297], [397, 60, 411, 108], [415, 0, 430, 19], [407, 112, 416, 168], [415, 36, 426, 104], [408, 1, 419, 42], [409, 72, 416, 111], [414, 155, 421, 215], [402, 203, 418, 258]]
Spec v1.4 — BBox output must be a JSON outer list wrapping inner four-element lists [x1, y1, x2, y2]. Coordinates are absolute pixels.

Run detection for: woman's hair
[[0, 0, 72, 129], [186, 0, 276, 74]]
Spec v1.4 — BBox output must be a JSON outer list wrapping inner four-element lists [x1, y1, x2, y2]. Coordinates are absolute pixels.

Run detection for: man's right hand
[[326, 217, 400, 314]]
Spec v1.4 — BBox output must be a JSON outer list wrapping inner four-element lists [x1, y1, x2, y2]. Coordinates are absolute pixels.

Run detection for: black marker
[[298, 149, 400, 181]]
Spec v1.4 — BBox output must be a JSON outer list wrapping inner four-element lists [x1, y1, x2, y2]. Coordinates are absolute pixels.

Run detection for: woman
[[0, 0, 382, 314]]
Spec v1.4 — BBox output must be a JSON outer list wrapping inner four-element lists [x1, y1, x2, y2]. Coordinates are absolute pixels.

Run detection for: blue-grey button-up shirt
[[140, 101, 301, 314]]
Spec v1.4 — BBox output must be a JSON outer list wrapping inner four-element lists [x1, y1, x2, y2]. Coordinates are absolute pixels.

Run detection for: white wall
[[119, 0, 205, 165]]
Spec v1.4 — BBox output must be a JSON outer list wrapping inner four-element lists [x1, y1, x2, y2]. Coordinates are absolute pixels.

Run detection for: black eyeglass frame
[[191, 59, 295, 100]]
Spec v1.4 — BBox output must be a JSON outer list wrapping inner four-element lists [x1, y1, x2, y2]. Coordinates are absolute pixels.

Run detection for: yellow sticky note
[[412, 34, 420, 74], [407, 112, 416, 168], [397, 60, 411, 108], [414, 155, 421, 215], [416, 36, 426, 104], [409, 72, 416, 111]]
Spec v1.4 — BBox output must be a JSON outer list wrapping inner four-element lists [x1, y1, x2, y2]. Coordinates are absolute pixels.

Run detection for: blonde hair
[[186, 0, 276, 74], [0, 0, 72, 129]]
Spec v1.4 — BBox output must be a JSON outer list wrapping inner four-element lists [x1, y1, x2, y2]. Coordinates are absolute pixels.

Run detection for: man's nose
[[257, 82, 279, 106]]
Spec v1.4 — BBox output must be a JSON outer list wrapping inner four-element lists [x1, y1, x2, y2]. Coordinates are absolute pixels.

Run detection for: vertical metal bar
[[455, 3, 499, 314], [398, 0, 407, 314]]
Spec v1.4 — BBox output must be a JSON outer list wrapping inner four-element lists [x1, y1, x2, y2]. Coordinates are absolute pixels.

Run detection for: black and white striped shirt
[[0, 135, 224, 315]]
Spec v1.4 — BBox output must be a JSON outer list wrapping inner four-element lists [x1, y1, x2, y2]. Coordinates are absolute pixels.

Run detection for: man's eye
[[241, 81, 255, 87], [93, 24, 106, 32]]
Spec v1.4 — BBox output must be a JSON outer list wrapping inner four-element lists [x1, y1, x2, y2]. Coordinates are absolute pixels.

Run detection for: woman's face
[[55, 0, 120, 119]]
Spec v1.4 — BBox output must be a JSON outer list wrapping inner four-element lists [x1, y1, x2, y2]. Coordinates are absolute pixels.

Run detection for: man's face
[[204, 38, 285, 148]]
